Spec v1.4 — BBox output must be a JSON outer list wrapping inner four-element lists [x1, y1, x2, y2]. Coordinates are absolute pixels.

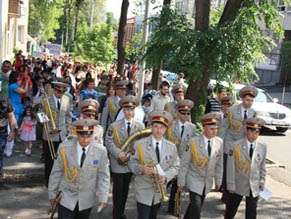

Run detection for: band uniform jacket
[[128, 136, 180, 206], [219, 104, 256, 154], [166, 119, 196, 158], [100, 96, 120, 130], [226, 138, 266, 197], [178, 134, 223, 196], [105, 118, 145, 173], [164, 102, 178, 120], [41, 94, 72, 142], [48, 138, 110, 211]]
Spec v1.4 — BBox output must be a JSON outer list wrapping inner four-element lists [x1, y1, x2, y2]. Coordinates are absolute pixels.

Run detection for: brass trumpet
[[148, 160, 169, 202], [48, 191, 62, 219], [174, 189, 183, 219]]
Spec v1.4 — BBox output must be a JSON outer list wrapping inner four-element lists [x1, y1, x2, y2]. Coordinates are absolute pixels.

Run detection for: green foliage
[[282, 41, 291, 69], [71, 13, 117, 64], [28, 0, 64, 42], [144, 2, 283, 84], [125, 30, 144, 62]]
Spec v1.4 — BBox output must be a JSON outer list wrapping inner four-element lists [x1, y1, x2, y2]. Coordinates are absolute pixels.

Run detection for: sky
[[106, 0, 135, 20]]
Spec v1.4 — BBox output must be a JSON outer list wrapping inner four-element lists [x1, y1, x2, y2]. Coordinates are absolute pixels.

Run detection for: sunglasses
[[179, 112, 191, 115], [247, 127, 260, 133], [84, 113, 96, 117]]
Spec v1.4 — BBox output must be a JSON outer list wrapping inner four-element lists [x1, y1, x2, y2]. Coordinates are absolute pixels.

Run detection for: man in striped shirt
[[205, 87, 227, 113]]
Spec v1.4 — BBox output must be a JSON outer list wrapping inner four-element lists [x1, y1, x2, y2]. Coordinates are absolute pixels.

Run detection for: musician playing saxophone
[[105, 95, 144, 219], [128, 110, 179, 219]]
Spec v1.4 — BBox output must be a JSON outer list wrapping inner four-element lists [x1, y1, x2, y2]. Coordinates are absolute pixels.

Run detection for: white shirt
[[241, 106, 249, 119], [203, 135, 212, 152], [77, 142, 89, 166], [53, 94, 61, 109], [246, 139, 256, 156], [178, 120, 185, 135], [152, 136, 162, 156], [124, 118, 133, 129]]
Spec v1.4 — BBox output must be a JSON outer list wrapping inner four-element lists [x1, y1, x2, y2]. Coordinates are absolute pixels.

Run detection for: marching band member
[[67, 99, 104, 145], [166, 99, 196, 214], [42, 81, 72, 186], [219, 85, 257, 203], [178, 113, 223, 219], [48, 119, 110, 219], [164, 83, 185, 120], [100, 80, 128, 131], [129, 110, 179, 219], [225, 117, 266, 219], [105, 95, 145, 219]]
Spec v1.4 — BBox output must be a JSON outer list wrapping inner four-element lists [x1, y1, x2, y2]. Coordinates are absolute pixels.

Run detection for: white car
[[235, 84, 291, 133]]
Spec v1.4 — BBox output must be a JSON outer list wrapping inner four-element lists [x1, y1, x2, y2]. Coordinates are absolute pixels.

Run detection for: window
[[18, 25, 24, 43]]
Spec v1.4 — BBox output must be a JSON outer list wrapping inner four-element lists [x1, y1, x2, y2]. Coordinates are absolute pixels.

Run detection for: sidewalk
[[0, 141, 291, 219]]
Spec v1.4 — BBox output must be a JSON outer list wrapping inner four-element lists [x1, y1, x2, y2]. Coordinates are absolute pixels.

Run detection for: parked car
[[235, 84, 291, 133]]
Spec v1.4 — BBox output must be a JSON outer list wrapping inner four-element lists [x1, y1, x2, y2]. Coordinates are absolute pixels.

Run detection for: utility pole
[[137, 0, 150, 100]]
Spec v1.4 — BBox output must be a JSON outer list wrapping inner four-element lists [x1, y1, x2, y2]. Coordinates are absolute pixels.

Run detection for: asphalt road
[[260, 129, 291, 171]]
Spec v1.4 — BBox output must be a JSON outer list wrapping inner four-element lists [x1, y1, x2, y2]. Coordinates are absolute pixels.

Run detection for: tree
[[144, 0, 282, 122], [117, 0, 130, 75], [28, 0, 64, 42], [71, 13, 117, 65]]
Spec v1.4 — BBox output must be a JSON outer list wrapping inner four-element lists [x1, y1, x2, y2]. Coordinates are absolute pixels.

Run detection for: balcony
[[9, 0, 21, 18]]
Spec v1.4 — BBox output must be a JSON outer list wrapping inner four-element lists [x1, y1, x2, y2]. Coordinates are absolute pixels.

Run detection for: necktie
[[80, 148, 86, 168], [244, 110, 247, 120], [181, 125, 184, 137], [127, 122, 131, 136], [57, 100, 61, 110], [249, 144, 253, 159], [155, 142, 160, 163], [207, 140, 211, 156]]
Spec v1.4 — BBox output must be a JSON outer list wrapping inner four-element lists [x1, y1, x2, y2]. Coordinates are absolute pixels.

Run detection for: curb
[[266, 157, 285, 168]]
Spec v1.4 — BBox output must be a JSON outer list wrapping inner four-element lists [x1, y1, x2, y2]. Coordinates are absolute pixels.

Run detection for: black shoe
[[167, 208, 174, 215]]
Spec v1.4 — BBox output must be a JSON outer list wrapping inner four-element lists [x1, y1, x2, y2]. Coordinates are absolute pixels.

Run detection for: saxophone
[[117, 127, 152, 165]]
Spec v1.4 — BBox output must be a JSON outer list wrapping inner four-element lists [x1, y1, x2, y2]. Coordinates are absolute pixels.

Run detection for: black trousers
[[137, 202, 161, 219], [43, 140, 61, 186], [112, 172, 132, 219], [58, 203, 91, 219], [183, 191, 205, 219], [224, 192, 258, 219], [168, 177, 178, 213], [221, 153, 230, 203]]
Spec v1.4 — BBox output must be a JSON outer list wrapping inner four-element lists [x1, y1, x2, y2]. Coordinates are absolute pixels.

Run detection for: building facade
[[0, 0, 29, 63]]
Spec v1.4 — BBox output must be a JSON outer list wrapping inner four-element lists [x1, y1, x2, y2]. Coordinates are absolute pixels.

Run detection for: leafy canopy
[[28, 0, 64, 42], [71, 13, 117, 65], [144, 1, 283, 85]]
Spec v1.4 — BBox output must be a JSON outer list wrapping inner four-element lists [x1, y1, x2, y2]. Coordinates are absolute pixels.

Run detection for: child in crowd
[[19, 106, 37, 156]]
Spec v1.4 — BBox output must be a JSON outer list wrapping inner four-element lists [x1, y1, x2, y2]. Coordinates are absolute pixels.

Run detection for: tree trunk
[[219, 0, 243, 25], [186, 0, 244, 122], [117, 0, 129, 75], [186, 0, 211, 122], [151, 0, 171, 90]]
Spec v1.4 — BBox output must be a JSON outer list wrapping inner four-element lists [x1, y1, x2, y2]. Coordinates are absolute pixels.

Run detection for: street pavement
[[0, 137, 291, 219]]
